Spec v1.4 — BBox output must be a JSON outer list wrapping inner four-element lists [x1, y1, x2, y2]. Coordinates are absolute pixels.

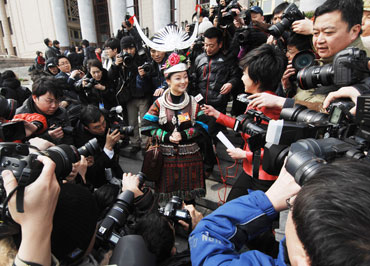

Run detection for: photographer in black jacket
[[109, 36, 149, 153], [76, 59, 118, 110], [191, 27, 241, 137], [74, 105, 123, 188]]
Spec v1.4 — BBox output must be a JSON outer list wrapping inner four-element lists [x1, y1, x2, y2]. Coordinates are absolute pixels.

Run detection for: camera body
[[233, 109, 270, 152], [268, 3, 304, 38], [158, 196, 191, 225], [106, 106, 134, 137], [0, 138, 100, 188], [219, 0, 240, 26], [284, 96, 370, 185], [0, 121, 26, 141], [140, 62, 154, 76], [50, 121, 74, 135], [118, 51, 134, 66], [286, 137, 365, 186], [84, 78, 98, 90], [262, 99, 361, 176], [297, 47, 369, 90]]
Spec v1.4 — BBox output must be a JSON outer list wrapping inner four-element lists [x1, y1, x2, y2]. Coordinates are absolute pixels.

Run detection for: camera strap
[[15, 168, 32, 213], [16, 186, 25, 213], [252, 149, 261, 179]]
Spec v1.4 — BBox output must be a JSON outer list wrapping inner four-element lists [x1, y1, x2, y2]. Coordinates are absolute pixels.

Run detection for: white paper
[[216, 131, 235, 150]]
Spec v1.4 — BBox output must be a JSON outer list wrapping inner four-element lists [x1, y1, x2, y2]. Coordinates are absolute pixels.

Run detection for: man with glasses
[[16, 76, 73, 145], [55, 55, 84, 101]]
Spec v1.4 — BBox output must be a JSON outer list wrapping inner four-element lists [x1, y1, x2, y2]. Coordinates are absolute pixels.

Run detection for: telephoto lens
[[77, 138, 101, 157], [97, 190, 135, 241]]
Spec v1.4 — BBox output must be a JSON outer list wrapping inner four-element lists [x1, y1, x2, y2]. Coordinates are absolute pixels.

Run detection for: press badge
[[178, 112, 191, 124]]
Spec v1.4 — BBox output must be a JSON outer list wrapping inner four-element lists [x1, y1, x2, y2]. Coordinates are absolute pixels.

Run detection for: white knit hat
[[198, 17, 213, 36]]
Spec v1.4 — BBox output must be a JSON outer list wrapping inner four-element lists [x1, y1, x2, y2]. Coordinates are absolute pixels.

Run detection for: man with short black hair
[[44, 38, 58, 60], [103, 37, 120, 71], [52, 40, 61, 56], [109, 36, 149, 153], [192, 27, 240, 137], [16, 76, 73, 144], [190, 160, 370, 266], [74, 104, 123, 188], [81, 39, 97, 67], [249, 0, 370, 112], [271, 2, 289, 25]]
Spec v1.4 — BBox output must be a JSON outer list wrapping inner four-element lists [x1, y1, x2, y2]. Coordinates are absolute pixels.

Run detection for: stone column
[[153, 0, 171, 33], [50, 0, 70, 48], [0, 31, 6, 54], [77, 0, 98, 44], [0, 0, 14, 55], [110, 0, 127, 36]]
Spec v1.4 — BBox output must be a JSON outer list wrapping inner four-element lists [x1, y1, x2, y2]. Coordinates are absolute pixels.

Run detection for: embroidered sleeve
[[141, 100, 169, 142]]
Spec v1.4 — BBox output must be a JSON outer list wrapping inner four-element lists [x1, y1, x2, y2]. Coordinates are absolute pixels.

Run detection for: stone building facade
[[0, 0, 324, 58]]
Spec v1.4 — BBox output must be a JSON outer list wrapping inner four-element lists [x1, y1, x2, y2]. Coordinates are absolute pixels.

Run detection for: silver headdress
[[133, 16, 198, 52]]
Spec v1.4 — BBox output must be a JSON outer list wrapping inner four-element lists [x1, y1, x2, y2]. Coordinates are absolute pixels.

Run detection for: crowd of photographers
[[1, 0, 370, 265]]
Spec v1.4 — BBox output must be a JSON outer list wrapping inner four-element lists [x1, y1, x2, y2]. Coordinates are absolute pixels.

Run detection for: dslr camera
[[106, 106, 134, 136], [233, 109, 271, 152], [84, 78, 98, 90], [0, 138, 101, 218], [297, 47, 369, 90], [97, 172, 146, 246], [219, 0, 240, 26], [158, 196, 192, 226], [118, 51, 133, 66], [268, 3, 305, 38], [49, 121, 75, 135], [284, 96, 370, 186], [110, 124, 134, 136], [262, 98, 359, 176], [140, 62, 154, 76]]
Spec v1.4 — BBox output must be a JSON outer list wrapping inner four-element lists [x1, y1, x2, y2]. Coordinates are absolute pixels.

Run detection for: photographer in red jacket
[[0, 96, 47, 142], [203, 44, 287, 199]]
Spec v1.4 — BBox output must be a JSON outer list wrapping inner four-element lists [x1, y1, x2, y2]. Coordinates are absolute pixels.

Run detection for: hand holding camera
[[105, 128, 121, 151], [71, 69, 84, 79], [323, 86, 360, 115], [178, 204, 203, 231], [291, 17, 314, 35], [265, 160, 301, 212], [48, 126, 64, 140], [2, 155, 59, 265], [115, 54, 124, 66], [122, 173, 144, 198], [138, 66, 146, 78], [281, 61, 296, 90]]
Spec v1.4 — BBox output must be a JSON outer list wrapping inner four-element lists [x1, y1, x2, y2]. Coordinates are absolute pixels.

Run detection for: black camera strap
[[16, 186, 25, 213], [15, 168, 32, 213], [252, 149, 261, 179]]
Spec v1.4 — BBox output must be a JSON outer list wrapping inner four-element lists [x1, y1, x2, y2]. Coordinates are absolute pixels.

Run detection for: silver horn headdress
[[133, 16, 198, 52]]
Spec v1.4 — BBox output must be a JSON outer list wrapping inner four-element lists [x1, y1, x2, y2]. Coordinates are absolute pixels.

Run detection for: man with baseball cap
[[250, 6, 264, 23]]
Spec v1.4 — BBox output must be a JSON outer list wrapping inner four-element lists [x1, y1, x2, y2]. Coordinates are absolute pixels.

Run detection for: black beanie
[[51, 183, 99, 262], [120, 36, 136, 49]]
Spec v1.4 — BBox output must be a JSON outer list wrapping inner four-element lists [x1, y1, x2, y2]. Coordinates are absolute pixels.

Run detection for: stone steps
[[119, 127, 244, 212]]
